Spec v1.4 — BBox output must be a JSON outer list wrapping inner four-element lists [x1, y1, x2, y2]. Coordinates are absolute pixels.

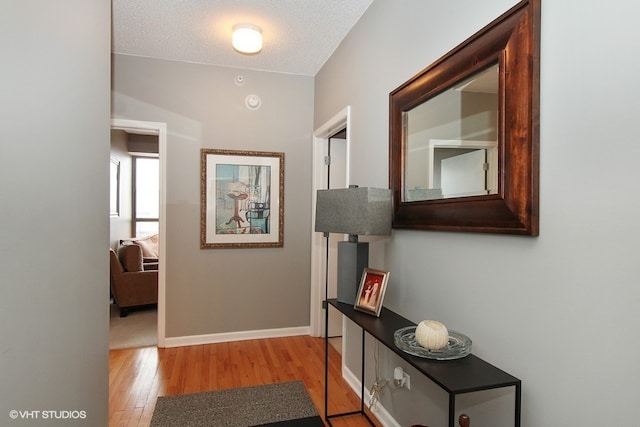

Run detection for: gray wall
[[112, 55, 314, 337], [0, 0, 110, 425], [316, 0, 640, 426]]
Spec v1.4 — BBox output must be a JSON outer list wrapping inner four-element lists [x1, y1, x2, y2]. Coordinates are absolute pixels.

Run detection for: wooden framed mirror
[[389, 0, 540, 235]]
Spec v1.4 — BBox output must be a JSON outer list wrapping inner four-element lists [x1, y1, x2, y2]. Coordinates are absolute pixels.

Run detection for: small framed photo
[[354, 268, 390, 317]]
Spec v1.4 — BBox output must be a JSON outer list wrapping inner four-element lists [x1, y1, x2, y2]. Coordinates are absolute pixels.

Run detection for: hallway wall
[[112, 55, 315, 338], [315, 0, 640, 425]]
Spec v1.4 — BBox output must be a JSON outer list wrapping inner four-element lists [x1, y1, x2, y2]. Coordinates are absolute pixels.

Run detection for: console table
[[324, 299, 521, 427]]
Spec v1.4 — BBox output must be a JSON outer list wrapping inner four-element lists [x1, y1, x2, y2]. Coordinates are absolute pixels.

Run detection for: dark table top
[[327, 299, 520, 394]]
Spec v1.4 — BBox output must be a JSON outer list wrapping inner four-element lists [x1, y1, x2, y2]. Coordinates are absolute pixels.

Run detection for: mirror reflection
[[404, 64, 498, 201]]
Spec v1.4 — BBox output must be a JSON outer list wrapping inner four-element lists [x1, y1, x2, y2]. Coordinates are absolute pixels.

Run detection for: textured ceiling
[[112, 0, 373, 76]]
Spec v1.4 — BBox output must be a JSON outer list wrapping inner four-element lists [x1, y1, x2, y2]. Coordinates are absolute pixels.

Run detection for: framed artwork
[[110, 158, 120, 217], [354, 268, 390, 317], [200, 149, 284, 249]]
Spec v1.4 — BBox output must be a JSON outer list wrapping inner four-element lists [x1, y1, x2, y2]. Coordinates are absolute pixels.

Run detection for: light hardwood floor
[[109, 335, 381, 426]]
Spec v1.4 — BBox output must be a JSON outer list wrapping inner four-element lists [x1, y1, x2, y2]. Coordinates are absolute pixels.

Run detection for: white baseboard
[[162, 326, 310, 348], [342, 365, 401, 427]]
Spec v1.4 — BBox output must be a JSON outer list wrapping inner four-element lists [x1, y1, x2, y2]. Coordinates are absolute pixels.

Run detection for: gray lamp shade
[[315, 187, 392, 236]]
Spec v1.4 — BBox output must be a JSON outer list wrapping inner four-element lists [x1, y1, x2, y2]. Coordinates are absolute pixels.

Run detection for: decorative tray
[[394, 326, 472, 360]]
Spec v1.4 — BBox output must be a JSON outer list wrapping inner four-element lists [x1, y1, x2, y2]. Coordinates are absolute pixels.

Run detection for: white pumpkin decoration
[[415, 320, 449, 350]]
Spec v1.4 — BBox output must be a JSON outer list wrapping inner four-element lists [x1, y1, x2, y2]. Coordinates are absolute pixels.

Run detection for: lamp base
[[337, 241, 369, 305]]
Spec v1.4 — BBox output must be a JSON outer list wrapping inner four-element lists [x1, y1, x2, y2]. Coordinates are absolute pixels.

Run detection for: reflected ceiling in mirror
[[405, 64, 498, 201]]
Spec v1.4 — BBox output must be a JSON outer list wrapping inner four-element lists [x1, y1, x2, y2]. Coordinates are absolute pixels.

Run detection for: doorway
[[310, 107, 351, 340], [110, 119, 167, 348]]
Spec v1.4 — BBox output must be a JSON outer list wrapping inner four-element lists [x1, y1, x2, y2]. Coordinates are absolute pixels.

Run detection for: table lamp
[[315, 187, 392, 304]]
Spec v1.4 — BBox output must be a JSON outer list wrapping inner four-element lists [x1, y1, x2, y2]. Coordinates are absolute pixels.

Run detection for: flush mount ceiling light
[[232, 24, 262, 54]]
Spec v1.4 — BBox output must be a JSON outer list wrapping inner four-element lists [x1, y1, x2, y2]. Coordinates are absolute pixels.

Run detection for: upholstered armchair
[[109, 246, 158, 317]]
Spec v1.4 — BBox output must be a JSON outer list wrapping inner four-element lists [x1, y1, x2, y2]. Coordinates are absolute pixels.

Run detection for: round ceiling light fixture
[[232, 23, 262, 54]]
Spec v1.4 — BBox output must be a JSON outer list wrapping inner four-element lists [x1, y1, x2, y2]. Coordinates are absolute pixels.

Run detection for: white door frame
[[427, 139, 498, 193], [111, 118, 167, 348], [309, 107, 351, 337]]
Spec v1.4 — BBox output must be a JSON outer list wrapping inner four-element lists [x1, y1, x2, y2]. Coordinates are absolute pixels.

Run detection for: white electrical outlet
[[393, 367, 410, 389]]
